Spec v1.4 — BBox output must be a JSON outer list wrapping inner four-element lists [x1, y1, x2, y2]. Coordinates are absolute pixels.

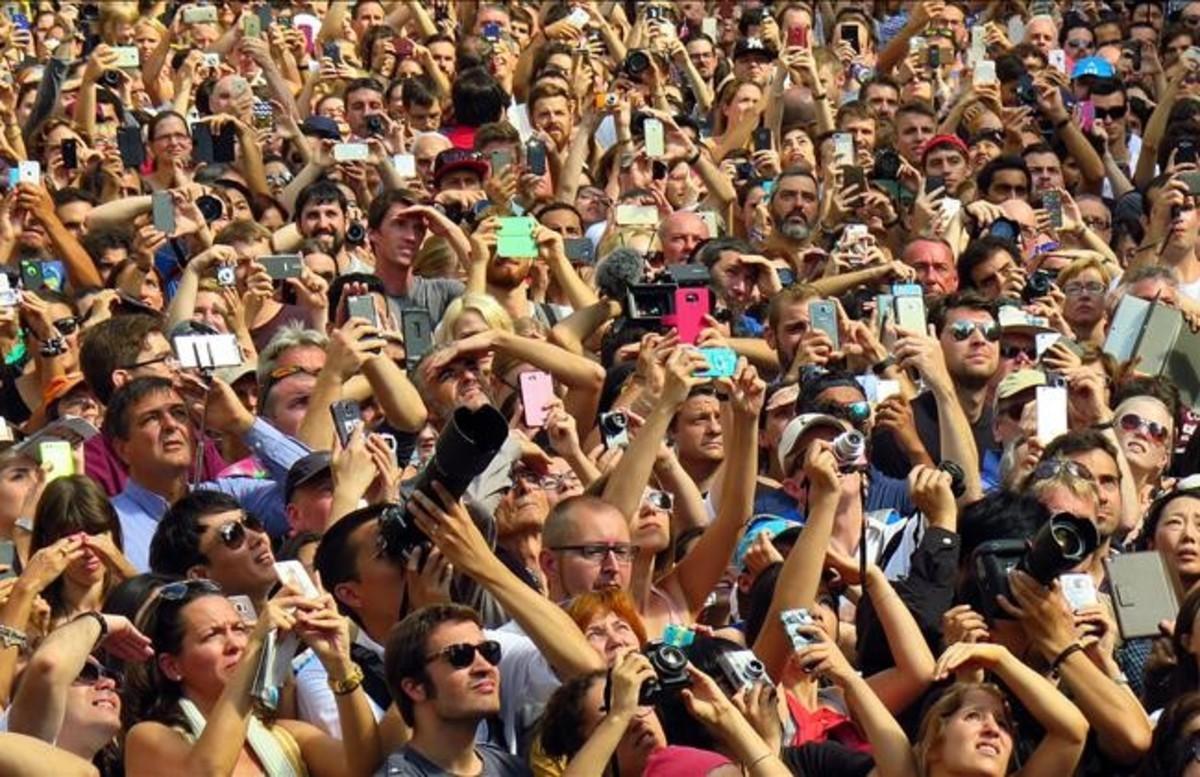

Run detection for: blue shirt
[[113, 419, 310, 571]]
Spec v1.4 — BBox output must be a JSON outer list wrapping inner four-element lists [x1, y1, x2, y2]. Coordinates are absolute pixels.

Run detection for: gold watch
[[328, 663, 365, 695]]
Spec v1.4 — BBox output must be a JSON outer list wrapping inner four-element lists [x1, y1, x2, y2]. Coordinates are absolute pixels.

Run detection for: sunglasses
[[1093, 104, 1127, 120], [948, 320, 1001, 342], [425, 640, 502, 669], [1030, 457, 1094, 484], [1118, 412, 1170, 443], [1000, 344, 1036, 361], [217, 514, 265, 550], [157, 578, 222, 602], [644, 489, 673, 511], [54, 316, 79, 335], [76, 659, 122, 688]]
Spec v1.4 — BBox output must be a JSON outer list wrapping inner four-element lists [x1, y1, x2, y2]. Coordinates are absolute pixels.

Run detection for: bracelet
[[685, 148, 701, 166], [0, 623, 26, 650], [39, 335, 67, 357], [75, 611, 108, 646], [328, 663, 365, 695], [744, 752, 773, 772], [1049, 642, 1084, 676]]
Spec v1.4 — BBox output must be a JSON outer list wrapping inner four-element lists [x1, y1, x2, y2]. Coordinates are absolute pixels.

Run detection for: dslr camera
[[638, 641, 692, 705]]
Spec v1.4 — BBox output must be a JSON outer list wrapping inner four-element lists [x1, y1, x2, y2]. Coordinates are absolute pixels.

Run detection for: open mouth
[[976, 742, 1000, 757]]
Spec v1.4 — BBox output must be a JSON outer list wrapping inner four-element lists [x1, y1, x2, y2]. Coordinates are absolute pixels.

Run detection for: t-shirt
[[385, 276, 466, 327], [374, 743, 530, 776], [869, 390, 997, 480]]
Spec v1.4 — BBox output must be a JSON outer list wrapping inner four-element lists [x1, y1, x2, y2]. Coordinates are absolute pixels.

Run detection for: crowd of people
[[2, 0, 1200, 775]]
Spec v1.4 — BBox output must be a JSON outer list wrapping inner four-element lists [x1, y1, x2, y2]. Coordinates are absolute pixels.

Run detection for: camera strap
[[191, 373, 214, 485]]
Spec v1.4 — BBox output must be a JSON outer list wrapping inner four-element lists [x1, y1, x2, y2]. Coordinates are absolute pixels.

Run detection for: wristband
[[871, 355, 897, 375], [0, 624, 26, 650], [75, 611, 108, 646], [685, 147, 701, 166], [1050, 642, 1084, 676]]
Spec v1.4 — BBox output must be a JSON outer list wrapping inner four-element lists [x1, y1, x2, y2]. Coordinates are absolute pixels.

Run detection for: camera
[[626, 284, 674, 322], [345, 221, 367, 246], [972, 513, 1099, 619], [832, 430, 866, 472], [379, 405, 509, 559], [872, 149, 901, 181], [99, 69, 122, 89], [1022, 269, 1054, 302], [624, 49, 652, 77], [196, 194, 224, 222], [1016, 73, 1039, 108], [714, 649, 765, 696], [216, 265, 236, 287], [364, 113, 385, 137], [638, 641, 692, 705], [599, 410, 628, 439]]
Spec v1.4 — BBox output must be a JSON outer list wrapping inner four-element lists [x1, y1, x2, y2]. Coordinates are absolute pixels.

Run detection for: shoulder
[[276, 717, 329, 746], [125, 721, 192, 764]]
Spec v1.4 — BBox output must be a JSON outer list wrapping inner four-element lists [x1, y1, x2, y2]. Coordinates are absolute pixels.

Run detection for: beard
[[311, 230, 344, 255], [774, 208, 811, 242], [487, 259, 529, 290]]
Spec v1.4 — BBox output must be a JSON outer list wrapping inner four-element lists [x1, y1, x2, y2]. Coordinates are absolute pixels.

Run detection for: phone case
[[753, 127, 772, 152], [615, 204, 658, 226], [809, 301, 839, 350], [894, 295, 926, 333], [333, 143, 369, 162], [212, 123, 237, 164], [346, 295, 378, 327], [697, 347, 738, 378], [520, 371, 555, 428], [261, 255, 303, 280], [563, 237, 595, 264], [40, 440, 75, 481], [61, 139, 78, 169], [525, 139, 547, 175], [393, 154, 417, 177], [330, 400, 362, 447], [673, 287, 710, 345], [402, 309, 434, 366], [644, 119, 665, 159], [152, 191, 175, 235], [1035, 385, 1068, 443], [191, 123, 214, 164], [0, 540, 14, 580], [1105, 551, 1181, 639]]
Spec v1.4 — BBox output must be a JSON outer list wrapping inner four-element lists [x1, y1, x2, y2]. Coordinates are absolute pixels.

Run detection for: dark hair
[[1138, 692, 1200, 777], [1039, 430, 1119, 466], [956, 236, 1020, 290], [80, 316, 165, 404], [384, 603, 483, 726], [80, 227, 133, 264], [928, 290, 995, 336], [294, 179, 348, 223], [401, 75, 439, 109], [533, 201, 583, 228], [978, 155, 1030, 198], [101, 376, 177, 442], [278, 531, 322, 563], [149, 490, 244, 577], [103, 572, 178, 623], [538, 670, 608, 758], [366, 187, 419, 230], [694, 236, 752, 269], [314, 503, 390, 623], [31, 476, 124, 619], [52, 186, 98, 208], [451, 66, 508, 127], [343, 76, 386, 103]]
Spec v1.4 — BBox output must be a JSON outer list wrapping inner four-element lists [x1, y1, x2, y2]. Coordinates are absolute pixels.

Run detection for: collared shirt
[[85, 431, 229, 498], [112, 419, 309, 571], [297, 627, 387, 739]]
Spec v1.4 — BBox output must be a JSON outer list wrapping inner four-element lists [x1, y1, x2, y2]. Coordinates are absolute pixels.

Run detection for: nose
[[93, 675, 117, 693]]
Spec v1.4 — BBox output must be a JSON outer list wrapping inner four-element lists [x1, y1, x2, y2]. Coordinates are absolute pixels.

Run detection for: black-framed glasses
[[948, 320, 1001, 342], [76, 658, 123, 688], [550, 543, 639, 563], [1000, 343, 1036, 361], [425, 640, 502, 669], [121, 351, 180, 370], [216, 514, 266, 550], [1030, 458, 1094, 484], [1118, 412, 1170, 443]]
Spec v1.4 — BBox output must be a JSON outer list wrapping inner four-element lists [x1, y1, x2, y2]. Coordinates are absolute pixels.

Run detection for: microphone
[[595, 247, 645, 302]]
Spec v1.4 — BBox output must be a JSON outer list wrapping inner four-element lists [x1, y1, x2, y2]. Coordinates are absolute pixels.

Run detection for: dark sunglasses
[[217, 514, 265, 550], [1000, 343, 1036, 361], [1093, 104, 1127, 120], [1118, 412, 1170, 443], [949, 320, 1001, 342], [644, 489, 673, 511], [54, 316, 79, 335], [76, 659, 123, 687], [425, 640, 502, 669], [1030, 457, 1094, 484]]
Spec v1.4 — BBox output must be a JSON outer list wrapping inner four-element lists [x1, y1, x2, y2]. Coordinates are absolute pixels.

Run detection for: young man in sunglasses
[[148, 490, 279, 613]]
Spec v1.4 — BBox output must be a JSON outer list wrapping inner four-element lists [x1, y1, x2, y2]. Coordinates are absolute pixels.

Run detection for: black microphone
[[595, 247, 645, 302]]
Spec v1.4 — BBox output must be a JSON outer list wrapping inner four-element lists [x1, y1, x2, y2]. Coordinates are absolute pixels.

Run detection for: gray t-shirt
[[375, 744, 530, 776], [386, 276, 465, 326]]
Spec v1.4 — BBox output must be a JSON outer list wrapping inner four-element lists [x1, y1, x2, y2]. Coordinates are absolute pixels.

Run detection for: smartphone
[[329, 399, 363, 447], [567, 7, 590, 27], [228, 595, 258, 623], [257, 256, 301, 284], [787, 25, 807, 48], [252, 100, 274, 130], [0, 539, 15, 580], [970, 25, 986, 61], [1035, 384, 1068, 443], [1079, 100, 1095, 135], [875, 292, 894, 336], [17, 160, 39, 186], [274, 560, 320, 598], [333, 142, 369, 162], [927, 45, 941, 69], [563, 237, 595, 264], [1043, 190, 1063, 229], [152, 190, 176, 235], [1048, 48, 1066, 73], [392, 153, 416, 177], [173, 333, 242, 369], [346, 294, 379, 328], [809, 300, 839, 351], [191, 122, 214, 164], [255, 4, 273, 31], [519, 370, 555, 428], [212, 122, 237, 164], [242, 13, 262, 38], [489, 149, 512, 177], [599, 411, 630, 449], [40, 440, 74, 481], [19, 259, 44, 291], [832, 132, 854, 167], [183, 5, 218, 23], [841, 165, 866, 191], [112, 45, 140, 68], [752, 126, 772, 152], [525, 137, 547, 176], [61, 138, 78, 170], [323, 41, 341, 64], [1059, 573, 1099, 612], [615, 204, 658, 226], [496, 216, 538, 259], [482, 21, 502, 42], [674, 286, 710, 345], [697, 346, 738, 378], [401, 308, 434, 367], [973, 60, 997, 86], [839, 23, 859, 54], [1105, 551, 1181, 639], [894, 294, 927, 333], [925, 175, 945, 196], [644, 118, 665, 159]]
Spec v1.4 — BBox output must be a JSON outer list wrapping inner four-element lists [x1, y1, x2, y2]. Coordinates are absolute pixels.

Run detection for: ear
[[158, 652, 182, 683], [400, 677, 428, 707], [112, 436, 130, 466], [185, 565, 209, 581], [538, 549, 557, 582], [111, 368, 132, 391], [335, 580, 363, 612]]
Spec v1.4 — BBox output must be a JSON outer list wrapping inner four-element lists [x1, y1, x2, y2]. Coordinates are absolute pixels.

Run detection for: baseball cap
[[733, 36, 777, 60], [921, 134, 969, 163], [301, 115, 343, 141], [1071, 56, 1115, 80], [733, 515, 803, 570], [777, 413, 848, 475], [214, 356, 258, 388], [285, 451, 332, 504], [432, 149, 489, 186], [995, 369, 1046, 403], [997, 305, 1055, 335]]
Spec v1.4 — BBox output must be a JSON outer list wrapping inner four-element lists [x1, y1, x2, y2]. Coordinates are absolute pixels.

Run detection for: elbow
[[1104, 720, 1151, 765], [24, 650, 69, 687]]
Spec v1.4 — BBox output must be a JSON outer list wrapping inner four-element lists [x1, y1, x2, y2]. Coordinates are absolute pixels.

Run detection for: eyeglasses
[[550, 543, 639, 563], [1118, 412, 1171, 443], [845, 400, 871, 423], [948, 320, 1001, 342], [512, 466, 571, 492], [1082, 217, 1111, 231], [265, 173, 293, 187], [1030, 458, 1094, 484], [425, 640, 502, 669], [1063, 281, 1105, 297], [122, 351, 180, 370], [644, 489, 673, 511], [1093, 104, 1127, 120], [1065, 38, 1093, 50], [157, 578, 223, 602], [53, 316, 79, 335], [999, 343, 1036, 361], [999, 400, 1030, 422], [216, 514, 266, 550]]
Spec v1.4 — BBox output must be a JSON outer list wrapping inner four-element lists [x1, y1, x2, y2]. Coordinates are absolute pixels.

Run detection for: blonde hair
[[434, 293, 514, 345], [1028, 469, 1099, 510], [1056, 256, 1114, 288], [914, 683, 1013, 776]]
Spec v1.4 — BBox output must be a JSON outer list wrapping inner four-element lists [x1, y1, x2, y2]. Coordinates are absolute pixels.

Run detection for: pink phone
[[674, 287, 711, 345], [1079, 100, 1095, 135], [520, 371, 555, 428]]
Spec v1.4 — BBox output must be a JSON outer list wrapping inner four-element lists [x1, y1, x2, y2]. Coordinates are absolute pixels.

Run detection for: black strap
[[349, 643, 392, 711]]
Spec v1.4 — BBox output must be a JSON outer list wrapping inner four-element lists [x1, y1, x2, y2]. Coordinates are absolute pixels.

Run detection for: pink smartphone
[[1079, 100, 1095, 134], [674, 287, 711, 345], [520, 371, 555, 428]]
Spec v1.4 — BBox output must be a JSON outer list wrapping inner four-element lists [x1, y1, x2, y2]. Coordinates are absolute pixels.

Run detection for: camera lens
[[625, 50, 651, 76], [100, 70, 121, 89], [833, 430, 865, 470], [652, 644, 687, 672], [346, 221, 367, 245]]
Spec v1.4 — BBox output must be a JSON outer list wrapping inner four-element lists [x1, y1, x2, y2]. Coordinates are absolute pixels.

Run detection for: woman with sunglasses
[[123, 579, 384, 777], [1111, 391, 1176, 517], [29, 475, 136, 629], [15, 290, 84, 417], [6, 611, 151, 776]]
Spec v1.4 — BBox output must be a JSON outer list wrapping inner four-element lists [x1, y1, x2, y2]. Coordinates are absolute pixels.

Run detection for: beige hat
[[995, 369, 1046, 403], [777, 413, 847, 474]]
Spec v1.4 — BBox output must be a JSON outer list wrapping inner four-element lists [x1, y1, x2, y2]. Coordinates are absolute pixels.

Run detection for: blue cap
[[1071, 56, 1115, 80], [733, 515, 803, 569]]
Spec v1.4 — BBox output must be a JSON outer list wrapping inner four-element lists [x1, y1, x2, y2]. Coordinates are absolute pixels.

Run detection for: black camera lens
[[100, 70, 121, 89], [365, 114, 385, 136], [1019, 513, 1099, 585], [624, 49, 651, 77], [196, 194, 224, 222], [345, 221, 367, 245], [1022, 270, 1053, 302], [872, 149, 901, 181], [637, 641, 692, 705]]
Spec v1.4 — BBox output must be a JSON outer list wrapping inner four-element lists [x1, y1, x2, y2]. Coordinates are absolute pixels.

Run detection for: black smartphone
[[61, 138, 78, 170], [564, 237, 595, 264], [753, 127, 772, 152], [839, 24, 859, 54], [329, 400, 363, 447], [192, 122, 215, 164], [212, 122, 237, 164], [401, 308, 434, 368], [116, 125, 145, 169], [323, 41, 341, 64], [525, 138, 547, 176], [925, 175, 946, 195], [841, 165, 866, 191], [19, 259, 43, 291], [346, 294, 379, 328], [927, 45, 940, 69]]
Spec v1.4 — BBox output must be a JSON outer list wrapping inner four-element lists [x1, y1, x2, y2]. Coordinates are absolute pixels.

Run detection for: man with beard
[[870, 292, 1001, 482], [294, 180, 354, 273], [484, 221, 591, 327], [528, 82, 573, 155], [765, 167, 819, 262]]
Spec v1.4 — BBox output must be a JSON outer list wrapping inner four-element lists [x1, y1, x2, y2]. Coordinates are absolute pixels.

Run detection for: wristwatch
[[39, 335, 68, 357], [328, 663, 365, 695]]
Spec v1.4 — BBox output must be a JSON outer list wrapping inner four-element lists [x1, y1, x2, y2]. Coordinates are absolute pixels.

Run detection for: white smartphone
[[644, 118, 665, 158], [567, 7, 590, 27], [392, 153, 417, 177], [333, 142, 370, 162], [832, 132, 854, 167], [1048, 48, 1066, 73], [973, 60, 997, 85], [1035, 332, 1061, 358], [615, 204, 658, 226], [1035, 385, 1069, 444], [274, 560, 320, 599], [228, 595, 258, 623], [17, 160, 40, 186], [1059, 573, 1099, 611], [112, 46, 140, 69], [876, 379, 900, 402]]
